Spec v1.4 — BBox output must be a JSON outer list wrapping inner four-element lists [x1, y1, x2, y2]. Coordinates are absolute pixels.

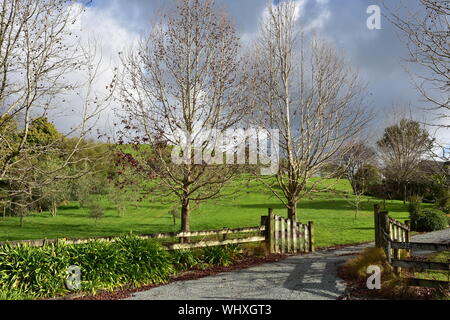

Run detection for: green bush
[[202, 245, 240, 267], [87, 202, 105, 224], [116, 236, 174, 287], [0, 286, 37, 300], [408, 195, 423, 230], [436, 193, 450, 214], [0, 236, 176, 299], [0, 244, 70, 298], [66, 241, 125, 292], [171, 250, 200, 271], [413, 209, 448, 232]]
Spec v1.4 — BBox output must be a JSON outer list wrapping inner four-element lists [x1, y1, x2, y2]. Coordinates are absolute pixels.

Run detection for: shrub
[[66, 241, 125, 292], [115, 236, 175, 287], [0, 286, 37, 300], [339, 247, 417, 299], [408, 195, 423, 230], [170, 250, 200, 271], [0, 244, 70, 298], [202, 245, 238, 267], [436, 192, 450, 214], [0, 236, 177, 299], [413, 209, 449, 232], [87, 202, 104, 224], [340, 248, 392, 280]]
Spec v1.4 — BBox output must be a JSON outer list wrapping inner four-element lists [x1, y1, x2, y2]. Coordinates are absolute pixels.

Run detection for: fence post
[[405, 220, 411, 258], [380, 211, 390, 257], [286, 219, 291, 253], [308, 221, 315, 253], [266, 209, 274, 254], [223, 228, 228, 242], [374, 204, 380, 248], [405, 220, 411, 243]]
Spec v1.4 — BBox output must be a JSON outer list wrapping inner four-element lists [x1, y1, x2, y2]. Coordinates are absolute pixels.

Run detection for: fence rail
[[391, 241, 450, 252], [0, 226, 266, 250], [0, 210, 315, 255]]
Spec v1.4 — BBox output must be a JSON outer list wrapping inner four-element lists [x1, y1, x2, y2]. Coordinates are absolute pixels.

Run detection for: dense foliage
[[408, 197, 448, 232], [0, 237, 243, 300]]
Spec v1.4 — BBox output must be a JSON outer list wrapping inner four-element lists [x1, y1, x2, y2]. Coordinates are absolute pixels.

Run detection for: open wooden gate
[[262, 209, 315, 254]]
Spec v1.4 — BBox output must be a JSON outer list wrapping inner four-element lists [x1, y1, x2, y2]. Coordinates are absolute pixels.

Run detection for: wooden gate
[[374, 204, 450, 290], [262, 208, 314, 254]]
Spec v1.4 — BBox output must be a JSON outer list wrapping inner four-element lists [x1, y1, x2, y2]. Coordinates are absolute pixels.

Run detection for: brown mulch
[[61, 254, 288, 301]]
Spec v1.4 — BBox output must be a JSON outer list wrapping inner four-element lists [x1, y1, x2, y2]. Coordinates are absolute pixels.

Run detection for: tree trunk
[[403, 183, 407, 204], [180, 200, 190, 243], [287, 198, 298, 222]]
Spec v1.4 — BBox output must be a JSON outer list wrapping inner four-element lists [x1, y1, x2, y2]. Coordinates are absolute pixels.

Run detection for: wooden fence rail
[[0, 209, 315, 255], [374, 204, 450, 290], [0, 226, 266, 250]]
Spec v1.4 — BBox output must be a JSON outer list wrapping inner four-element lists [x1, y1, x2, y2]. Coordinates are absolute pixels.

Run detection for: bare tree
[[0, 0, 114, 220], [338, 140, 377, 195], [249, 0, 371, 221], [117, 0, 247, 233], [377, 118, 434, 203], [385, 0, 449, 120]]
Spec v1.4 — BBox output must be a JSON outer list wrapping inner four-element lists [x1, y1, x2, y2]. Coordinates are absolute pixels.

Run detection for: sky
[[73, 0, 446, 144]]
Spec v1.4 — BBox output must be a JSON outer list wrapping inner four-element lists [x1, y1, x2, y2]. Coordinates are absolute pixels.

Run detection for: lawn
[[0, 177, 416, 248], [416, 251, 450, 282]]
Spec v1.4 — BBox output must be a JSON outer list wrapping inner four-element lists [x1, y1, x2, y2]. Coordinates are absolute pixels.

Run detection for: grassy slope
[[0, 177, 418, 248]]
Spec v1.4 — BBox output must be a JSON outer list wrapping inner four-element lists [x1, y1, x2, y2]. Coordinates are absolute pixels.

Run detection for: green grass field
[[0, 178, 417, 248], [416, 251, 450, 282]]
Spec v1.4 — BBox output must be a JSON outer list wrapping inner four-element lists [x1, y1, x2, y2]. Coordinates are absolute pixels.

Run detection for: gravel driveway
[[127, 228, 449, 301], [127, 244, 369, 300]]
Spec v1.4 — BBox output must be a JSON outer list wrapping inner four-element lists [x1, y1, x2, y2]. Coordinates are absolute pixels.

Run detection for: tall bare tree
[[385, 0, 449, 120], [249, 0, 371, 221], [117, 0, 247, 233], [0, 0, 114, 218]]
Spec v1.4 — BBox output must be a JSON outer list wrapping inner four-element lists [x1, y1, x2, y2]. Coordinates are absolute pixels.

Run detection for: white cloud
[[51, 3, 139, 139]]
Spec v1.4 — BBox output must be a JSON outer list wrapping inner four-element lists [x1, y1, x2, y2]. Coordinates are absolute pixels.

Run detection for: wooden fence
[[374, 204, 450, 290], [0, 208, 315, 255], [0, 226, 266, 251], [262, 209, 314, 254]]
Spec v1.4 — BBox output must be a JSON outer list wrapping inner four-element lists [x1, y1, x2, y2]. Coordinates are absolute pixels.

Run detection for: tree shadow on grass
[[238, 199, 409, 215]]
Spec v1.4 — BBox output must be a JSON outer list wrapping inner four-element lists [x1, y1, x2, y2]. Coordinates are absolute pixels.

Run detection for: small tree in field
[[87, 201, 104, 226], [117, 0, 248, 233]]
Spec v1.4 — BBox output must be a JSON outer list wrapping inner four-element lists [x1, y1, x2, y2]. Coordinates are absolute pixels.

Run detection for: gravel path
[[127, 244, 369, 300], [126, 229, 449, 301], [411, 228, 450, 244]]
